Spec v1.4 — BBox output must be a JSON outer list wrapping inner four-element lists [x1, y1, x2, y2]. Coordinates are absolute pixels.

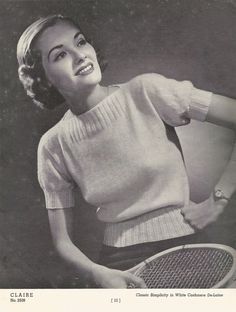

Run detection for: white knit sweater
[[38, 73, 212, 246]]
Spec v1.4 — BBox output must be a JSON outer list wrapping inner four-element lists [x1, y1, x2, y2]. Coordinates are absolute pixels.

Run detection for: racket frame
[[127, 243, 236, 288]]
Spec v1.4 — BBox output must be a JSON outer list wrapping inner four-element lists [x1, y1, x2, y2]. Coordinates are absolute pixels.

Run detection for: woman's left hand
[[181, 195, 228, 229]]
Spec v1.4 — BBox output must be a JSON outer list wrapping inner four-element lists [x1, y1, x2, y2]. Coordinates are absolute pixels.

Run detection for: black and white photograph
[[1, 0, 236, 305]]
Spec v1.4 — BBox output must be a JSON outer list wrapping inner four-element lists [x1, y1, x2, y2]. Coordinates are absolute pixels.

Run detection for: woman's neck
[[65, 84, 109, 115]]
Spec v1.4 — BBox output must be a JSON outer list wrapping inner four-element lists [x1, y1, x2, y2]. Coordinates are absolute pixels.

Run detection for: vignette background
[[0, 0, 236, 288]]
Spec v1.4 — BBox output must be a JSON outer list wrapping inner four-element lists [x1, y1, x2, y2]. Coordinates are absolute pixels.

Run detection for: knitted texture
[[38, 74, 212, 245]]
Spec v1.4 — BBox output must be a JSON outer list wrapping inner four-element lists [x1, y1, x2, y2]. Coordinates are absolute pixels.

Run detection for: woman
[[17, 15, 236, 288]]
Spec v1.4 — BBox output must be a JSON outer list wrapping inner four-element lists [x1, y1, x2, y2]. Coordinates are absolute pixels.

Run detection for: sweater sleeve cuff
[[44, 188, 75, 209], [189, 88, 212, 121]]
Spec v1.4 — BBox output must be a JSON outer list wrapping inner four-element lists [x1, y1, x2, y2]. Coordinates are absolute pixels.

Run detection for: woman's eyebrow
[[48, 44, 63, 60], [47, 31, 82, 60], [74, 31, 82, 40]]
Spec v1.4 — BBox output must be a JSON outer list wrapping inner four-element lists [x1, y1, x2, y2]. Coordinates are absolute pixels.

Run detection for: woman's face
[[35, 21, 102, 99]]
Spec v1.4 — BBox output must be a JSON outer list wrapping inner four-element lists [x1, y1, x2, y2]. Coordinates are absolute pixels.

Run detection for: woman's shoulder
[[127, 73, 193, 98], [124, 73, 166, 91], [38, 122, 64, 156], [38, 110, 73, 151]]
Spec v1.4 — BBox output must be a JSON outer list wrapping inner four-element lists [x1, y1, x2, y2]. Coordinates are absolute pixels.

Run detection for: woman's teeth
[[79, 64, 93, 75]]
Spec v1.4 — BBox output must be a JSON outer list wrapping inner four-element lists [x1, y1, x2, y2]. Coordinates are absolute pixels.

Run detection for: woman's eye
[[76, 38, 87, 47], [54, 51, 66, 61]]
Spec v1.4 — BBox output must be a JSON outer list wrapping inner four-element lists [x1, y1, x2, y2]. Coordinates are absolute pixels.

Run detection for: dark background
[[0, 0, 236, 288]]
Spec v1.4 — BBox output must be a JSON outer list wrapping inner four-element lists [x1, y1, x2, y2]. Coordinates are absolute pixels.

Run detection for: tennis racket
[[127, 243, 236, 288]]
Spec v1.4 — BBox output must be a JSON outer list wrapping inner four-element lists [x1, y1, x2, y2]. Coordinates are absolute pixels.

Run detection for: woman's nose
[[72, 50, 87, 66]]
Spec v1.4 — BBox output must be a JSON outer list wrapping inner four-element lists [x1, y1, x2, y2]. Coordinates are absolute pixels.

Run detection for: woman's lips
[[75, 63, 94, 76]]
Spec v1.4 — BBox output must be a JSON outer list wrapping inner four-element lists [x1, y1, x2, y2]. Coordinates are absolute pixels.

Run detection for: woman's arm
[[207, 94, 236, 129], [48, 208, 146, 288], [182, 94, 236, 229], [206, 94, 236, 197]]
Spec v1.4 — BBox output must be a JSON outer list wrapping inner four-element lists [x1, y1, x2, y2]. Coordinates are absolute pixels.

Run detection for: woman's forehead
[[34, 20, 81, 53]]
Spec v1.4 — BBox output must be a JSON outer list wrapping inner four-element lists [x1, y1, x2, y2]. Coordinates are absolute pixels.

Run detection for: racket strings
[[135, 248, 234, 288]]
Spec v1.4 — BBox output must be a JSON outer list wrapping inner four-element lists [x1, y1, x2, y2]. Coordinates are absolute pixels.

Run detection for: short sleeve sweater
[[38, 74, 212, 245]]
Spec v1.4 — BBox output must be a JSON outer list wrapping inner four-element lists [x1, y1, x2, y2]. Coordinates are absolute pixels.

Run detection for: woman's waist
[[96, 197, 188, 223], [103, 206, 195, 247]]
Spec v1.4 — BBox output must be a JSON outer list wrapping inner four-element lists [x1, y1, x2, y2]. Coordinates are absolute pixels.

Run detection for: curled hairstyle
[[17, 15, 107, 110]]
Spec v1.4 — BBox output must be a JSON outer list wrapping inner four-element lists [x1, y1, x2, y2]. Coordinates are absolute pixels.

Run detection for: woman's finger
[[125, 273, 147, 288]]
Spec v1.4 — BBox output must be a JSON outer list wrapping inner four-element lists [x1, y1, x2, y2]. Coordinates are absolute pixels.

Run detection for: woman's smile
[[75, 63, 94, 76]]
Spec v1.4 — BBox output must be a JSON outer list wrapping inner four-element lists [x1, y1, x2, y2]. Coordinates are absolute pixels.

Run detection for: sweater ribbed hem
[[103, 207, 195, 247]]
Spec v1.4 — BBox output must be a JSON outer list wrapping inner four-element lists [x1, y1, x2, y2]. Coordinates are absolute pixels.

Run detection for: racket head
[[127, 243, 236, 288]]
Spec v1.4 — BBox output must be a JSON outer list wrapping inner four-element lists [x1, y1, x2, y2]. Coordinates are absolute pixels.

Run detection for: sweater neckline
[[62, 84, 123, 122]]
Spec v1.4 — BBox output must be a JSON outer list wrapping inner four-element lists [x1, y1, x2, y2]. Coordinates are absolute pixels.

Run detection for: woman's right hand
[[47, 208, 145, 288], [91, 264, 147, 288]]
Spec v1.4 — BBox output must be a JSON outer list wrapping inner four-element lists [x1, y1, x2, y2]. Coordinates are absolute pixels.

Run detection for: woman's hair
[[17, 14, 107, 110]]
